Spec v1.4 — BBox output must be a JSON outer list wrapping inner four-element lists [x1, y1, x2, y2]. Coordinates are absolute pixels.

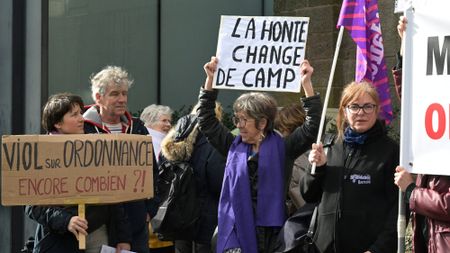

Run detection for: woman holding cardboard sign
[[25, 93, 131, 253], [196, 57, 321, 253]]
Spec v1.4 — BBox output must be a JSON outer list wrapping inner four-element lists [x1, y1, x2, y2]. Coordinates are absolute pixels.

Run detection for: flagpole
[[397, 24, 408, 253], [311, 26, 344, 175], [397, 190, 406, 253]]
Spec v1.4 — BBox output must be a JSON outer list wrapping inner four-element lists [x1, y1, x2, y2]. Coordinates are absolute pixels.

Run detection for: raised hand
[[397, 16, 407, 40], [203, 56, 218, 90], [300, 59, 315, 97], [398, 16, 407, 56]]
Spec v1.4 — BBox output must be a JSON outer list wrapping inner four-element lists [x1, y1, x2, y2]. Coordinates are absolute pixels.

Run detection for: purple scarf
[[217, 131, 286, 253]]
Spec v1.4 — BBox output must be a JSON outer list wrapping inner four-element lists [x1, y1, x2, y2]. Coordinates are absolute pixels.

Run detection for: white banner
[[394, 0, 412, 14], [213, 15, 309, 93], [401, 0, 450, 176]]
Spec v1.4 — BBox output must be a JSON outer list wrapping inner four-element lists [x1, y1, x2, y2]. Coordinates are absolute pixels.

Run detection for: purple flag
[[337, 0, 393, 123]]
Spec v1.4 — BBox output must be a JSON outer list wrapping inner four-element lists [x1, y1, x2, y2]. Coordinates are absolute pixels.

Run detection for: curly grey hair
[[90, 66, 133, 101]]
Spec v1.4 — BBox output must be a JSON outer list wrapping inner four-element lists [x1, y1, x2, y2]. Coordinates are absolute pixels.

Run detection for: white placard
[[394, 0, 412, 14], [401, 1, 450, 176], [213, 15, 309, 93]]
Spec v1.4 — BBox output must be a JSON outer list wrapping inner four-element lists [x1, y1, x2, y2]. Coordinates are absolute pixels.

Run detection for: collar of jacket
[[83, 104, 133, 133], [160, 114, 199, 162]]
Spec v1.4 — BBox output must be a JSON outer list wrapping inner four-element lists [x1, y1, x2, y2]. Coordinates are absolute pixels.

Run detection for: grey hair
[[90, 66, 133, 101], [233, 92, 277, 132], [140, 104, 173, 127]]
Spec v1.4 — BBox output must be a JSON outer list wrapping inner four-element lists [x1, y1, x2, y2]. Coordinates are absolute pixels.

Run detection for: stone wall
[[273, 0, 401, 113]]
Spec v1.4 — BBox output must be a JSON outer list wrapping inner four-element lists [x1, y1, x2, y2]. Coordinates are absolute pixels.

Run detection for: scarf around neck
[[343, 126, 368, 147], [217, 131, 286, 253]]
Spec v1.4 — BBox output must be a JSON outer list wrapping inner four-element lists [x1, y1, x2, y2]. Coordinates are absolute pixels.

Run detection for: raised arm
[[300, 59, 315, 97], [393, 16, 407, 100], [285, 60, 322, 159], [197, 57, 235, 156]]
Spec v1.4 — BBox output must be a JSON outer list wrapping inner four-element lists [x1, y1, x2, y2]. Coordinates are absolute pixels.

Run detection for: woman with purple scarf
[[196, 57, 321, 253]]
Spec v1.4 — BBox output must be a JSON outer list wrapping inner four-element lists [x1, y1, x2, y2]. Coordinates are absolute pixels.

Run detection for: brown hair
[[275, 103, 306, 136], [42, 93, 84, 133]]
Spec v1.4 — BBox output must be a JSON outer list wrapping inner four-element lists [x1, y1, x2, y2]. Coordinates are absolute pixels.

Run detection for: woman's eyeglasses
[[232, 116, 253, 127], [346, 103, 377, 114]]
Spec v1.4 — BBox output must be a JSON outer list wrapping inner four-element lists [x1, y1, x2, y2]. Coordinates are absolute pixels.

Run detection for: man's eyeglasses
[[346, 103, 377, 114], [232, 116, 253, 127]]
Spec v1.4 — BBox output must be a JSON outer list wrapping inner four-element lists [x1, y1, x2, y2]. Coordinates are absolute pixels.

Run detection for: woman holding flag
[[304, 81, 399, 253]]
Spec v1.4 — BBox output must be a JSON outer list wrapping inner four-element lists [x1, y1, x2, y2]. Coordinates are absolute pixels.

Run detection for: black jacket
[[301, 121, 399, 253], [25, 204, 130, 253], [160, 114, 226, 243], [196, 88, 321, 192]]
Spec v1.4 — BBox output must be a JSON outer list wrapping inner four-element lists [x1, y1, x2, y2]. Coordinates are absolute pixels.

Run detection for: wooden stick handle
[[78, 203, 86, 250]]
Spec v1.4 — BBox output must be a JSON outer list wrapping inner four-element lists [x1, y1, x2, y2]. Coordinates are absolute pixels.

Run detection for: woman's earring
[[259, 132, 265, 142]]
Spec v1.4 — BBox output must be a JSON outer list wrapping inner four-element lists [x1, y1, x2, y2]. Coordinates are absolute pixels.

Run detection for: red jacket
[[392, 59, 450, 253], [410, 175, 450, 253]]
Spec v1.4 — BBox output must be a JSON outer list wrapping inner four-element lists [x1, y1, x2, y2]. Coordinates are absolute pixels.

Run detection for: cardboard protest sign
[[400, 0, 450, 176], [1, 134, 153, 205], [213, 15, 309, 92]]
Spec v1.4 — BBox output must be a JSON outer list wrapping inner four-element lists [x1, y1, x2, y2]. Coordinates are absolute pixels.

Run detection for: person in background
[[274, 103, 309, 215], [304, 81, 399, 253], [25, 93, 131, 253], [393, 16, 450, 253], [140, 104, 173, 162], [140, 104, 175, 253], [160, 102, 226, 253], [197, 56, 321, 253], [83, 66, 158, 253]]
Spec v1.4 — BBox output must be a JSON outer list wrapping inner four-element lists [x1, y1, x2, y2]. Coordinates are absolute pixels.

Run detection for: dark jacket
[[197, 88, 321, 193], [392, 57, 450, 253], [160, 114, 226, 243], [409, 175, 450, 253], [25, 204, 130, 253], [301, 121, 399, 253], [83, 105, 159, 253], [196, 88, 321, 252], [287, 153, 309, 214]]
